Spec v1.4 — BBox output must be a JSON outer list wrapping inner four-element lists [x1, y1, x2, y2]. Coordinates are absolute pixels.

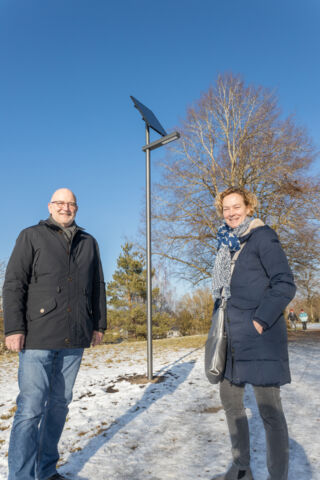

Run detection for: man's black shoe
[[47, 474, 69, 480]]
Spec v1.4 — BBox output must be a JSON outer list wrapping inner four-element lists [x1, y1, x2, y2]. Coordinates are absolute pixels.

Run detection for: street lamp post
[[145, 124, 152, 380], [131, 96, 180, 380]]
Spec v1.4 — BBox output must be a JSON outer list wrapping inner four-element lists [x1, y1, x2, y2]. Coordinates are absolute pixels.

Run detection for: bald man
[[3, 188, 106, 480]]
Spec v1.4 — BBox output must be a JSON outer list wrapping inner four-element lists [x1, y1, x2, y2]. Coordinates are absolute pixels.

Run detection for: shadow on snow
[[61, 349, 198, 479], [245, 385, 312, 480]]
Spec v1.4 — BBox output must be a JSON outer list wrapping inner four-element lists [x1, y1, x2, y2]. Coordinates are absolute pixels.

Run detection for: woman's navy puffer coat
[[223, 223, 296, 386]]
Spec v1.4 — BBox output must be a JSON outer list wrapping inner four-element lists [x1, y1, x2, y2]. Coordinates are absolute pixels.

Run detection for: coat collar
[[240, 218, 265, 243], [39, 218, 85, 232]]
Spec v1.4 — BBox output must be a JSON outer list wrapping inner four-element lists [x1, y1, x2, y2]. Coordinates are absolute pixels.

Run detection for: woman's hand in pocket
[[253, 320, 263, 334]]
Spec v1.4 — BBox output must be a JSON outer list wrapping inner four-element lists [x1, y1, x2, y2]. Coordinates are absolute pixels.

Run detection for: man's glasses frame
[[50, 201, 77, 209]]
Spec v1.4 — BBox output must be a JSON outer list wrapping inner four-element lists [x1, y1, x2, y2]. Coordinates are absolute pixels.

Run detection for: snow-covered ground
[[0, 332, 319, 480]]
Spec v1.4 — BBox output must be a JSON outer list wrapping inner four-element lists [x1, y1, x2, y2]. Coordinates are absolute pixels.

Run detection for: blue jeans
[[8, 348, 84, 480]]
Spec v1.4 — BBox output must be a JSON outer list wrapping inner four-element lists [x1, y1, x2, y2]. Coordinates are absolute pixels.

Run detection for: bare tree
[[295, 269, 320, 321], [175, 287, 214, 335], [153, 73, 320, 284]]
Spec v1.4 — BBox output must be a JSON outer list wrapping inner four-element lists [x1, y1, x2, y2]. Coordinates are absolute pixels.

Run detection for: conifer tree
[[106, 243, 174, 339]]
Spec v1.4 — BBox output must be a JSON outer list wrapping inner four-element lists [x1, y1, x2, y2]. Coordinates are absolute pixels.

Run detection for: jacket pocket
[[247, 309, 263, 337], [28, 298, 57, 321], [248, 318, 263, 337], [83, 288, 93, 316]]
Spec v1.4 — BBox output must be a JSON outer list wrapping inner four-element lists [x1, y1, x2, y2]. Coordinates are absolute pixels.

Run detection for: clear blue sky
[[1, 0, 319, 289]]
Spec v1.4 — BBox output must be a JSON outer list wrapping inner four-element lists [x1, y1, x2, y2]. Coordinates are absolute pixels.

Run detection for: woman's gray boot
[[212, 463, 254, 480]]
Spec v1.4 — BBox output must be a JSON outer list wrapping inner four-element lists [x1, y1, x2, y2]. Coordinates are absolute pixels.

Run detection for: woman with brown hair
[[212, 187, 296, 480]]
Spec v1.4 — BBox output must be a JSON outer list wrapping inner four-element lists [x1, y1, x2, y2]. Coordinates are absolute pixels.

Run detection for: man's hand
[[91, 330, 104, 347], [253, 320, 263, 335], [5, 334, 25, 352]]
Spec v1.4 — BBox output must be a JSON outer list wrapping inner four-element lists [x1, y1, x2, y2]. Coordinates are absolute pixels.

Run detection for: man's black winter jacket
[[3, 220, 106, 349]]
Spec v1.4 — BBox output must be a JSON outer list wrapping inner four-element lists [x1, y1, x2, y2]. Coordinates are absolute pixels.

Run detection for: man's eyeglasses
[[50, 201, 77, 209]]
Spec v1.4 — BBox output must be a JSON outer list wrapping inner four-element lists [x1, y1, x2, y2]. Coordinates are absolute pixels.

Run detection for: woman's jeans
[[8, 348, 84, 480], [220, 379, 289, 480]]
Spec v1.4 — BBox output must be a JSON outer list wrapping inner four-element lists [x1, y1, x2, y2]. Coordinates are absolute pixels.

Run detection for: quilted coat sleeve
[[253, 227, 296, 328], [3, 229, 34, 336]]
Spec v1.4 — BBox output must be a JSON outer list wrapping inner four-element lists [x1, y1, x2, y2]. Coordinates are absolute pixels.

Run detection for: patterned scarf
[[212, 217, 251, 300]]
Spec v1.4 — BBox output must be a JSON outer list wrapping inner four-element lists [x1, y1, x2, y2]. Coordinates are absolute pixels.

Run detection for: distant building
[[167, 326, 182, 338]]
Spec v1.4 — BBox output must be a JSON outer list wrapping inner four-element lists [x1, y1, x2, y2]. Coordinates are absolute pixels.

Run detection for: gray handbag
[[204, 297, 227, 384], [204, 242, 246, 384]]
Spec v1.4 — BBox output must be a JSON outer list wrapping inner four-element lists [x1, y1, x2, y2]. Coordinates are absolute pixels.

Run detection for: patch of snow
[[0, 335, 319, 479]]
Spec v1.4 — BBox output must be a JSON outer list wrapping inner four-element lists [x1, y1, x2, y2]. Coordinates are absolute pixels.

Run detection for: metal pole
[[145, 125, 153, 380]]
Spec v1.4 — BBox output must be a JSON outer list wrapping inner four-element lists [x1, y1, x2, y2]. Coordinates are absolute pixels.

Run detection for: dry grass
[[115, 374, 166, 385], [82, 335, 206, 361], [0, 334, 206, 363], [69, 446, 82, 453], [287, 330, 320, 341], [199, 406, 223, 414], [0, 406, 17, 420], [80, 330, 320, 364], [153, 335, 206, 351]]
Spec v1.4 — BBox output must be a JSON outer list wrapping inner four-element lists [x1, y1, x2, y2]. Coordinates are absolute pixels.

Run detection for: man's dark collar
[[39, 217, 84, 231]]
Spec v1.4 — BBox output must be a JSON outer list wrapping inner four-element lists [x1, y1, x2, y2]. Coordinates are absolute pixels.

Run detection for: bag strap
[[230, 241, 246, 275], [221, 241, 246, 307]]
